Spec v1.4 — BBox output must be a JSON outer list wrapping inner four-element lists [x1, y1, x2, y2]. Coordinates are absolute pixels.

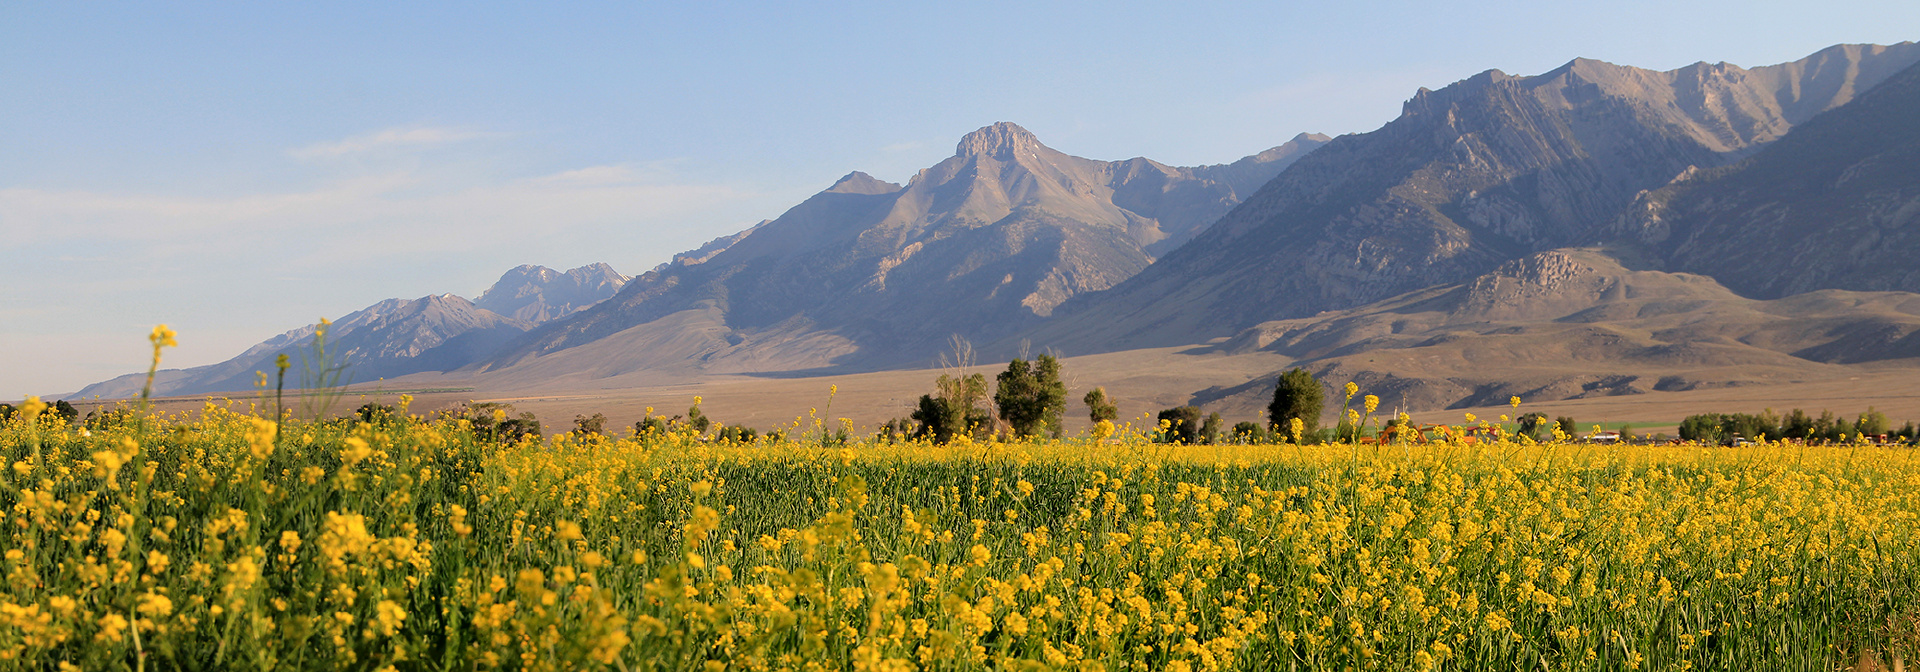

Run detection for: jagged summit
[[473, 263, 628, 324], [825, 171, 903, 195], [955, 122, 1041, 158]]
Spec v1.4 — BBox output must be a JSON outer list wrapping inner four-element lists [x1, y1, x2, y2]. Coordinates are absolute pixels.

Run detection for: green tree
[[1813, 410, 1843, 442], [447, 402, 541, 443], [634, 414, 670, 436], [1156, 406, 1202, 444], [573, 413, 608, 436], [1516, 412, 1549, 439], [995, 354, 1068, 438], [356, 403, 398, 425], [1722, 413, 1778, 442], [1201, 412, 1224, 445], [1856, 407, 1891, 439], [1083, 387, 1119, 424], [1679, 414, 1724, 442], [716, 425, 758, 442], [911, 395, 957, 443], [1782, 409, 1814, 439], [913, 336, 992, 443], [1555, 416, 1577, 438], [912, 372, 992, 444], [1268, 368, 1324, 436], [1231, 421, 1266, 444], [687, 400, 711, 434]]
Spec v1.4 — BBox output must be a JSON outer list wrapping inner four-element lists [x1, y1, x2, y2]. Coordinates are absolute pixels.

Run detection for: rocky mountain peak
[[474, 263, 627, 324], [956, 122, 1042, 158], [825, 171, 904, 195]]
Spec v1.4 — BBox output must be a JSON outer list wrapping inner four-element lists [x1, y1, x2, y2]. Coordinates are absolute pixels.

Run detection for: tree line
[[1678, 407, 1916, 444]]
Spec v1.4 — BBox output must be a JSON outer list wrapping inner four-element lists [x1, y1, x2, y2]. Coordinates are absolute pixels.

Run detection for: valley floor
[[100, 346, 1920, 438]]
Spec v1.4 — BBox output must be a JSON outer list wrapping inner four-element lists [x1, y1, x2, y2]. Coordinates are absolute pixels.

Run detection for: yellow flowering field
[[3, 399, 1918, 670]]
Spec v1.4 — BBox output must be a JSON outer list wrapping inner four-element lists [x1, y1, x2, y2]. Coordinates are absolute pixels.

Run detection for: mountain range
[[1026, 42, 1920, 352], [464, 124, 1328, 385], [73, 264, 627, 399], [76, 42, 1920, 416]]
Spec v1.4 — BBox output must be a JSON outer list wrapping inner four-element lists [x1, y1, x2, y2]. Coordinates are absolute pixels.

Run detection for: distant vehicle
[[1723, 435, 1751, 447], [1585, 431, 1621, 443]]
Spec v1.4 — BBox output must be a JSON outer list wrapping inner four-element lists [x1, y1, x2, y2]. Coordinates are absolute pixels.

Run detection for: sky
[[4, 1, 1917, 397]]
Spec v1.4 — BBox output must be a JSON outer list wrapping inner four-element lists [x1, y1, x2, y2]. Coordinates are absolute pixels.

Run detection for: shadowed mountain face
[[475, 263, 629, 324], [1613, 57, 1920, 299], [1191, 248, 1920, 414], [473, 124, 1327, 382], [73, 295, 534, 399], [1026, 43, 1920, 354]]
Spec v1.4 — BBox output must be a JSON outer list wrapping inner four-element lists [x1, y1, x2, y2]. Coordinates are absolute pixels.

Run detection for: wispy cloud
[[0, 165, 748, 262], [288, 126, 497, 159], [3, 138, 797, 396]]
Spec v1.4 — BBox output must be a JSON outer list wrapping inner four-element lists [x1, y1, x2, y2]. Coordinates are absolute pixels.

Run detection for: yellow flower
[[1485, 611, 1511, 631], [149, 324, 178, 349], [19, 396, 47, 422], [137, 592, 174, 618], [1509, 395, 1522, 408], [1364, 395, 1379, 414], [969, 544, 992, 567], [341, 436, 373, 465], [245, 418, 277, 461], [374, 600, 407, 636], [145, 550, 170, 575], [96, 613, 129, 643], [1344, 382, 1359, 400]]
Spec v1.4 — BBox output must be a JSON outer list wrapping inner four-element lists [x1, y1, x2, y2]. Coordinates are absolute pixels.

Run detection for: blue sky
[[4, 1, 1917, 396]]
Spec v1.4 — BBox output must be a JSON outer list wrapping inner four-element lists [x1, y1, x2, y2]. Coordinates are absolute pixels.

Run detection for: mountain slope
[[1025, 42, 1920, 354], [1612, 56, 1920, 298], [72, 263, 630, 399], [1191, 248, 1920, 414], [74, 295, 534, 398], [472, 124, 1327, 384]]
